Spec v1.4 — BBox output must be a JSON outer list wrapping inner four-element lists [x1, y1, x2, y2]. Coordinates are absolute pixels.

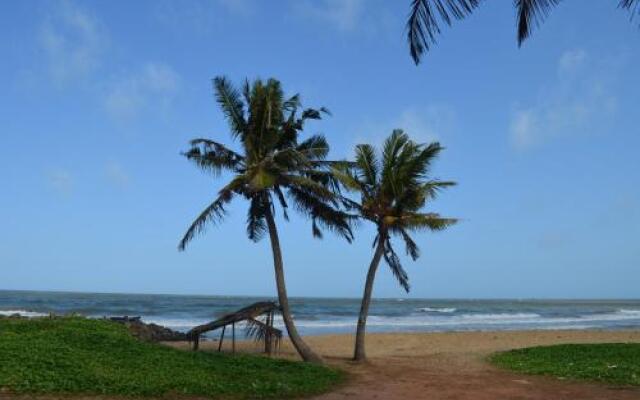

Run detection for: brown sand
[[170, 329, 640, 400]]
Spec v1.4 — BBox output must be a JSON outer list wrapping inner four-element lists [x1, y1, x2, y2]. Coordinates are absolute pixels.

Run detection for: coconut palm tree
[[407, 0, 640, 64], [333, 130, 457, 361], [178, 76, 353, 364]]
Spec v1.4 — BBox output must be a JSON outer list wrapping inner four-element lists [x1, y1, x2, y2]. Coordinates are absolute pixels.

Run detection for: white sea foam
[[417, 307, 457, 313], [0, 310, 49, 318], [270, 310, 640, 330], [618, 309, 640, 315]]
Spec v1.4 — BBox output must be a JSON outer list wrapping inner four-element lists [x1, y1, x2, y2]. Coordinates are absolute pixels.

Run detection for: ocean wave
[[417, 307, 457, 313], [618, 309, 640, 315], [0, 310, 49, 317], [270, 310, 640, 330], [459, 312, 541, 321]]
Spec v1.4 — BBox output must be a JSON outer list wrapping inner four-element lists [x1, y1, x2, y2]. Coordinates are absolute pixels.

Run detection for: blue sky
[[1, 0, 639, 299]]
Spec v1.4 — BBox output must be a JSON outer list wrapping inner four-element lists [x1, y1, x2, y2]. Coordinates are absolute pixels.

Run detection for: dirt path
[[310, 352, 640, 400], [300, 330, 640, 400]]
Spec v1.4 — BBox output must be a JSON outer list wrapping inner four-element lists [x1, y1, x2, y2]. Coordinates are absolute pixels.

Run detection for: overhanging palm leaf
[[407, 0, 481, 64], [515, 0, 561, 46], [407, 0, 640, 64]]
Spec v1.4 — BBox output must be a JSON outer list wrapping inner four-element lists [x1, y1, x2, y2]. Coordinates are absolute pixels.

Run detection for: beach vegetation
[[491, 343, 640, 386], [0, 317, 343, 398]]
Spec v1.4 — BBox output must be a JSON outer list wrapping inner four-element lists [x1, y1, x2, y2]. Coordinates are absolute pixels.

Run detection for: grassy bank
[[491, 343, 640, 386], [0, 317, 343, 398]]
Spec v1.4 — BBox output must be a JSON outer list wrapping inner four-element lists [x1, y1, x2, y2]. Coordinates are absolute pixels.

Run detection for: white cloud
[[105, 161, 131, 188], [46, 168, 74, 196], [39, 1, 106, 84], [509, 49, 619, 151], [349, 105, 454, 156], [510, 110, 537, 150], [293, 0, 364, 31], [558, 49, 587, 74], [395, 106, 453, 143], [105, 63, 181, 121]]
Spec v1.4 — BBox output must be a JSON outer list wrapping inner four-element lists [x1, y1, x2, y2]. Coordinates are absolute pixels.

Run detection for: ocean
[[1, 290, 639, 336]]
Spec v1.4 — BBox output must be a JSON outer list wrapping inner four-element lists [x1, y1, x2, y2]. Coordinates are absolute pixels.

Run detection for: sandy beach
[[169, 329, 640, 400]]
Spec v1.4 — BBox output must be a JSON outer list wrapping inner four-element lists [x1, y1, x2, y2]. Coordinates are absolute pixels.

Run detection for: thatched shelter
[[187, 301, 282, 355]]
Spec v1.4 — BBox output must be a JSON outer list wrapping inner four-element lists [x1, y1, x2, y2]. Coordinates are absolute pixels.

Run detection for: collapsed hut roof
[[187, 301, 280, 338], [187, 301, 282, 354]]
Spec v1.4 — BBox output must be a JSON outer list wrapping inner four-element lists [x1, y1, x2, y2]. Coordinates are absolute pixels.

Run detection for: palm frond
[[288, 186, 355, 243], [244, 317, 282, 349], [331, 165, 365, 193], [184, 138, 245, 175], [401, 212, 458, 232], [296, 135, 329, 161], [382, 130, 410, 174], [355, 144, 379, 187], [422, 180, 457, 200], [516, 0, 562, 46], [283, 94, 301, 112], [399, 229, 420, 260], [383, 238, 410, 292], [273, 186, 289, 221], [300, 107, 329, 121], [282, 174, 335, 201], [247, 195, 268, 242], [178, 179, 242, 250], [407, 0, 481, 64], [620, 0, 640, 23], [213, 77, 247, 138]]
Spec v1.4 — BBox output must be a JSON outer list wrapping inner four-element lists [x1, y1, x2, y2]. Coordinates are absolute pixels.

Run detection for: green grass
[[491, 343, 640, 386], [0, 317, 343, 399]]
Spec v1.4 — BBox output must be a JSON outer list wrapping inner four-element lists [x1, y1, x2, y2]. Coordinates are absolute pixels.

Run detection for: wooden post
[[218, 326, 226, 352], [232, 322, 236, 354], [193, 334, 200, 351]]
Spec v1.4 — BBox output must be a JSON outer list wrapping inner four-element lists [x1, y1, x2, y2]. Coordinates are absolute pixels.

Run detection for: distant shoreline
[[1, 288, 639, 301]]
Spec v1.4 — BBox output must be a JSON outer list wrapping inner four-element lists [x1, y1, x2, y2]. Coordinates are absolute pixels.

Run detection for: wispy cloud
[[105, 63, 181, 121], [558, 49, 587, 75], [46, 168, 74, 196], [153, 0, 254, 35], [348, 105, 455, 156], [105, 161, 131, 188], [39, 1, 106, 85], [509, 49, 620, 151], [293, 0, 364, 31]]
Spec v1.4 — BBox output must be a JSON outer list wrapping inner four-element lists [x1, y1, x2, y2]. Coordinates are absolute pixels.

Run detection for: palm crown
[[334, 130, 457, 291], [178, 76, 353, 250]]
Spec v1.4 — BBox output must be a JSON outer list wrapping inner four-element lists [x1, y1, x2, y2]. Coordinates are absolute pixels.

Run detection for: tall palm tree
[[179, 76, 353, 364], [333, 130, 457, 362], [407, 0, 640, 64]]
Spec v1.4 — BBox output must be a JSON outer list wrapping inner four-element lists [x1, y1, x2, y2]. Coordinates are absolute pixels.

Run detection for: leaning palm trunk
[[265, 206, 323, 364], [353, 233, 387, 362]]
